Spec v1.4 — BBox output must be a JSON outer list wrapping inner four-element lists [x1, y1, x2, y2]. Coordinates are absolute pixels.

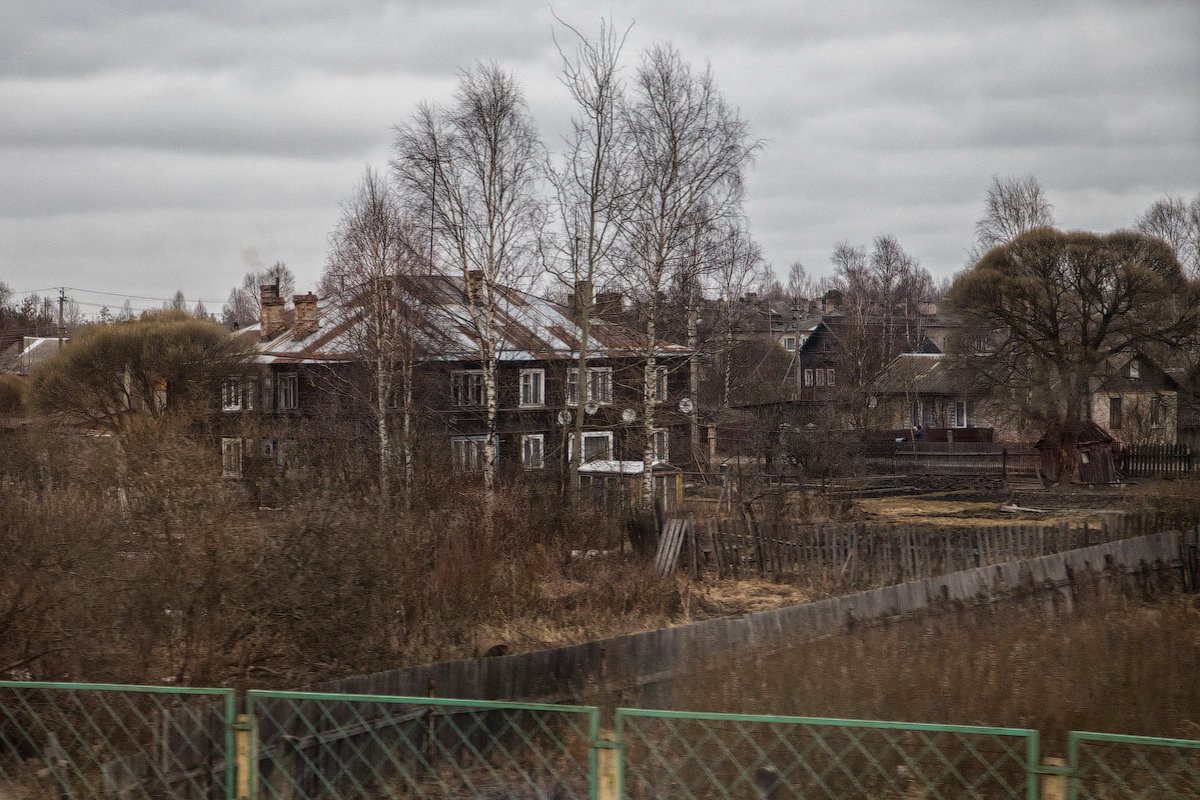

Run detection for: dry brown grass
[[659, 586, 1200, 748]]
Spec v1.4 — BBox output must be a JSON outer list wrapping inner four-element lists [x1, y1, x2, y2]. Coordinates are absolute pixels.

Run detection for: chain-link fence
[[617, 708, 1038, 800], [0, 681, 235, 799], [1069, 731, 1200, 799], [247, 691, 598, 800], [4, 681, 1200, 800]]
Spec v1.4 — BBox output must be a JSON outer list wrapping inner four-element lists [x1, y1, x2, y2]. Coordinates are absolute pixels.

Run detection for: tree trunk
[[686, 284, 704, 472]]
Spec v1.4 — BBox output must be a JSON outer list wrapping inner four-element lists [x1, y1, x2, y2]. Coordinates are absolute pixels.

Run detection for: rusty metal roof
[[869, 353, 978, 396], [239, 274, 688, 365]]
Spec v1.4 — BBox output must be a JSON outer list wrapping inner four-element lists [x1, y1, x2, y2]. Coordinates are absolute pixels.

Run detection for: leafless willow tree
[[1137, 194, 1200, 278], [546, 17, 633, 494], [393, 63, 545, 504], [621, 44, 759, 503], [967, 174, 1055, 264], [948, 228, 1200, 478], [323, 168, 427, 510]]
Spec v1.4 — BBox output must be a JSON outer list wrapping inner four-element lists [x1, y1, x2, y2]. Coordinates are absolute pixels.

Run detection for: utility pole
[[57, 287, 66, 347]]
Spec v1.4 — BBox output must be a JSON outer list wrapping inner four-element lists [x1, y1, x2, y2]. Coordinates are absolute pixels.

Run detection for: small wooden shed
[[1036, 421, 1117, 484]]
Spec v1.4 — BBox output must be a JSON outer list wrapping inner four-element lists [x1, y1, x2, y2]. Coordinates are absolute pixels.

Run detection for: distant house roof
[[869, 353, 978, 396], [237, 274, 688, 366], [1, 337, 69, 374]]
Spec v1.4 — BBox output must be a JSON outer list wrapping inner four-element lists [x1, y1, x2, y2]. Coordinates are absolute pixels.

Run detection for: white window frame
[[1129, 361, 1140, 379], [826, 368, 835, 386], [1149, 396, 1163, 428], [782, 336, 797, 351], [803, 369, 814, 387], [652, 366, 668, 403], [588, 367, 613, 404], [953, 400, 968, 428], [521, 434, 544, 470], [651, 428, 669, 464], [451, 435, 495, 472], [815, 369, 825, 387], [222, 377, 242, 412], [261, 373, 274, 410], [221, 438, 243, 478], [451, 370, 486, 407], [277, 373, 298, 410], [570, 431, 613, 465], [519, 368, 545, 408]]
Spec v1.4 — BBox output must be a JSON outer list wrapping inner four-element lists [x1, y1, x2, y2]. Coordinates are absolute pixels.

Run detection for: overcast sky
[[3, 0, 1198, 318]]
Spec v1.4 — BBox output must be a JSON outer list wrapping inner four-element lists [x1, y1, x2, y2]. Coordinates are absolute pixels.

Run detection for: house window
[[451, 370, 485, 406], [782, 336, 797, 351], [521, 434, 544, 470], [571, 431, 613, 465], [1150, 396, 1163, 428], [826, 369, 835, 386], [519, 369, 544, 407], [803, 369, 814, 386], [653, 367, 668, 403], [222, 377, 242, 411], [651, 429, 669, 464], [1109, 396, 1122, 430], [589, 367, 612, 404], [953, 400, 968, 428], [1129, 361, 1140, 379], [221, 438, 242, 478], [261, 373, 274, 410], [451, 435, 493, 472], [815, 369, 825, 387], [567, 367, 612, 405], [277, 374, 298, 410]]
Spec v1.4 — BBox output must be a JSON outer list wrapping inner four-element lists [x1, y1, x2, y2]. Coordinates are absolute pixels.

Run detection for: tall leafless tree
[[1137, 194, 1200, 278], [393, 63, 545, 506], [712, 222, 768, 407], [621, 43, 759, 504], [546, 17, 633, 495], [324, 168, 426, 510], [968, 175, 1055, 264]]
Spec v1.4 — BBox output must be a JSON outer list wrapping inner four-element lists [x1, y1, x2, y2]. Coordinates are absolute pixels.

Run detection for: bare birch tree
[[1137, 194, 1200, 278], [546, 17, 633, 495], [621, 43, 759, 505], [393, 63, 544, 505], [324, 168, 426, 510], [712, 222, 768, 407]]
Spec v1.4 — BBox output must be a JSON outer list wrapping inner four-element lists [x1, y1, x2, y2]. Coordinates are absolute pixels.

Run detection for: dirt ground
[[855, 490, 1118, 527]]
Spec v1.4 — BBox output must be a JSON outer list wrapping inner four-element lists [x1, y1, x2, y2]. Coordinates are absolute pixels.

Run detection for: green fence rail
[[1069, 730, 1200, 799], [4, 681, 1200, 799], [247, 691, 599, 800], [617, 708, 1039, 800], [0, 681, 235, 799]]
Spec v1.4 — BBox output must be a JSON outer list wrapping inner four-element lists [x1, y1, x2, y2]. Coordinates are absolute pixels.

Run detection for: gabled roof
[[238, 274, 688, 366], [869, 353, 978, 396]]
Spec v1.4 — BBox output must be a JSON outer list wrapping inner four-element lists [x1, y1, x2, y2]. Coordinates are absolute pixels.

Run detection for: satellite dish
[[557, 410, 570, 425], [621, 408, 637, 424], [678, 397, 695, 414], [585, 401, 599, 416]]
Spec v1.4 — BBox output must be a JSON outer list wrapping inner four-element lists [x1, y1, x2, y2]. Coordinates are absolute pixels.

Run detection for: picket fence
[[696, 509, 1176, 585]]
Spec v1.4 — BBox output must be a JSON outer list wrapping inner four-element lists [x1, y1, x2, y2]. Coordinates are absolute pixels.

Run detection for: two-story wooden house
[[217, 277, 692, 483]]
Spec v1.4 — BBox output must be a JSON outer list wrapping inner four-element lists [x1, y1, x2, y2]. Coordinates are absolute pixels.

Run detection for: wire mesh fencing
[[617, 708, 1039, 800], [0, 681, 235, 799], [247, 691, 598, 800], [1069, 731, 1200, 799]]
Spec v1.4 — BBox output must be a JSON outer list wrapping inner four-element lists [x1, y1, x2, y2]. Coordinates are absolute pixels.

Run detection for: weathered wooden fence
[[701, 509, 1178, 585], [1116, 443, 1194, 477], [863, 441, 1041, 475]]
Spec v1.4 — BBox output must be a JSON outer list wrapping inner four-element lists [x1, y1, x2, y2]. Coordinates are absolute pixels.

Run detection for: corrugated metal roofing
[[870, 353, 976, 395], [238, 274, 688, 365]]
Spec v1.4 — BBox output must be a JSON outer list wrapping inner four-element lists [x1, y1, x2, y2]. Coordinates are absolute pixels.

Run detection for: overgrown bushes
[[0, 426, 678, 688]]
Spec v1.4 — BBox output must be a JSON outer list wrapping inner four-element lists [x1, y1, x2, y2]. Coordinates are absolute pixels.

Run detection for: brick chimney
[[293, 293, 319, 337], [594, 291, 623, 321], [568, 280, 593, 319], [260, 284, 286, 339]]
